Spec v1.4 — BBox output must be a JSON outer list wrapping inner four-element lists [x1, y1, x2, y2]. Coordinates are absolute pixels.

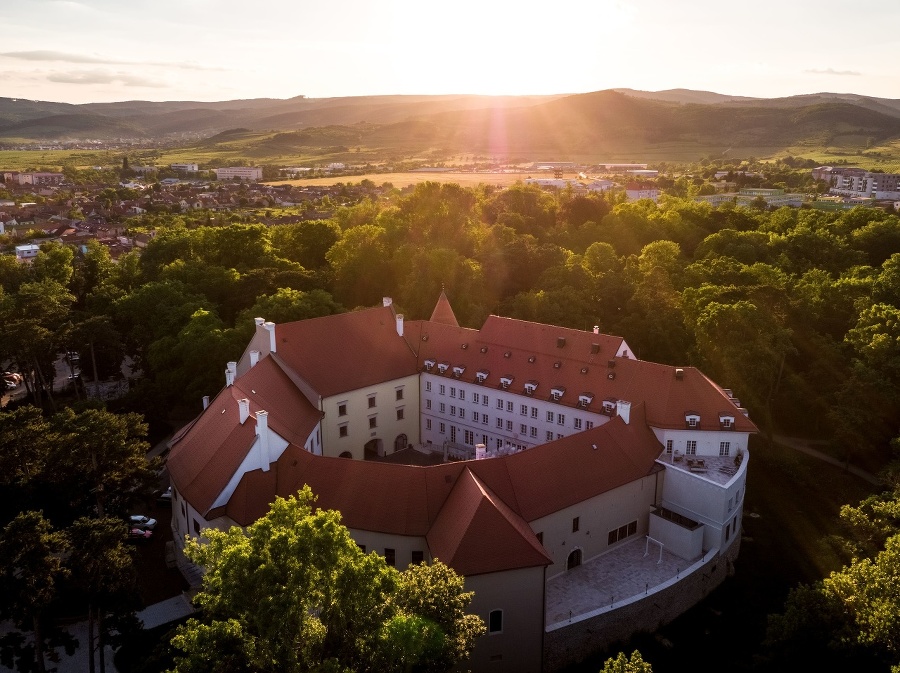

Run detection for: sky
[[2, 0, 898, 105]]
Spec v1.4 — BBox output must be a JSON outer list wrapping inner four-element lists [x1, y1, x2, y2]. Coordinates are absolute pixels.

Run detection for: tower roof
[[429, 290, 459, 327]]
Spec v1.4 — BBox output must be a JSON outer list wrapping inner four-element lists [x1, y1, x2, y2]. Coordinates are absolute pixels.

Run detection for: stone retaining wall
[[543, 539, 740, 672]]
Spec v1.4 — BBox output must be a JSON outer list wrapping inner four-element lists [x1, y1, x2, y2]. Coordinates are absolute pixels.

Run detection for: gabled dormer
[[719, 413, 735, 430], [424, 358, 435, 372], [601, 398, 617, 416], [550, 386, 566, 402], [685, 412, 701, 429], [452, 365, 466, 379], [476, 369, 489, 384], [524, 381, 538, 396], [437, 362, 449, 375], [500, 375, 514, 390], [578, 393, 594, 409]]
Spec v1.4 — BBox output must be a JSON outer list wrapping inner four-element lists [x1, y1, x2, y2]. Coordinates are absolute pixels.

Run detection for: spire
[[429, 289, 459, 327]]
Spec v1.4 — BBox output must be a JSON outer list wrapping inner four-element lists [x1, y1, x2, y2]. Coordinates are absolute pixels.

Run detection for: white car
[[129, 515, 157, 530]]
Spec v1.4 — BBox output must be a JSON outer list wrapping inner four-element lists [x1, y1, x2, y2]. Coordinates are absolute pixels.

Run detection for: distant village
[[2, 160, 899, 264]]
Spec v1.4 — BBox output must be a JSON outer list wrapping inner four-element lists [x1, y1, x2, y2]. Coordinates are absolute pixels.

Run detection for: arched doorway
[[338, 451, 353, 459], [394, 434, 408, 452], [364, 438, 384, 460], [567, 548, 582, 570]]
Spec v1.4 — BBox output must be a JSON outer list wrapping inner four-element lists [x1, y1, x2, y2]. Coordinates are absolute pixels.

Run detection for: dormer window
[[578, 393, 593, 408], [437, 362, 449, 374], [685, 413, 700, 429], [551, 386, 565, 402], [602, 399, 616, 416], [524, 381, 538, 396], [719, 414, 735, 429], [500, 376, 513, 390], [476, 370, 489, 384], [424, 359, 435, 372], [452, 365, 465, 378]]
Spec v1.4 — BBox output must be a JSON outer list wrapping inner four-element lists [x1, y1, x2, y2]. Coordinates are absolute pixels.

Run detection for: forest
[[4, 179, 900, 670]]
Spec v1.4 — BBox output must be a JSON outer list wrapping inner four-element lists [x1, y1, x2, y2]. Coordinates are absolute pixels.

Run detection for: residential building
[[2, 171, 64, 186], [171, 163, 199, 172], [14, 243, 40, 262], [214, 167, 263, 181], [167, 293, 755, 672], [625, 182, 660, 201], [695, 187, 805, 208], [816, 166, 900, 200]]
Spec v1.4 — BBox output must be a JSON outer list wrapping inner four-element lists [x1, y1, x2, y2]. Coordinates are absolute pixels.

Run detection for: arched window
[[338, 451, 353, 459]]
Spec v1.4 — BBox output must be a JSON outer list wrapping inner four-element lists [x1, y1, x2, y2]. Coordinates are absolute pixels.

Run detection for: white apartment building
[[214, 166, 263, 181]]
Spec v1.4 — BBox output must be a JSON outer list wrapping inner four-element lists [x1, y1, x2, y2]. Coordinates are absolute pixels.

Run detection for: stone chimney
[[383, 297, 392, 307], [249, 350, 260, 368], [263, 322, 276, 353], [256, 411, 270, 472], [238, 398, 250, 424], [593, 326, 600, 334], [254, 317, 265, 328], [202, 395, 210, 410], [616, 399, 631, 425], [396, 314, 404, 337]]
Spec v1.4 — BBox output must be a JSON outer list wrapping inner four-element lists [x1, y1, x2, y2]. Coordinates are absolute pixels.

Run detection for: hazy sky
[[2, 0, 897, 104]]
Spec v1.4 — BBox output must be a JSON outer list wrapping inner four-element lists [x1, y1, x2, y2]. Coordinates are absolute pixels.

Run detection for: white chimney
[[383, 297, 392, 307], [396, 314, 404, 337], [593, 325, 600, 334], [249, 350, 260, 368], [238, 398, 250, 424], [202, 395, 210, 410], [254, 317, 265, 328], [256, 411, 270, 472], [263, 322, 276, 353], [225, 362, 236, 387], [475, 443, 486, 460], [616, 399, 631, 425]]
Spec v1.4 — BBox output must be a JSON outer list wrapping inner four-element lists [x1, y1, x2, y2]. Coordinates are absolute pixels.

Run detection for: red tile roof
[[429, 290, 459, 327], [274, 306, 419, 399]]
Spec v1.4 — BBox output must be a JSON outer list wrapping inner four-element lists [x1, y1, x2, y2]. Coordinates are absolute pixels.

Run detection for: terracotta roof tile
[[427, 468, 552, 576], [429, 290, 459, 327]]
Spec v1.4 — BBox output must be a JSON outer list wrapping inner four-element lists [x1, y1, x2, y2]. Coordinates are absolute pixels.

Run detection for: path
[[772, 434, 883, 486]]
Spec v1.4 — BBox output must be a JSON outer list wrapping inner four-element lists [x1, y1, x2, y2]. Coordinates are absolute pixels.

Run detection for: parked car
[[66, 350, 80, 363], [129, 515, 157, 530], [4, 380, 16, 390], [156, 486, 173, 505], [127, 527, 153, 541]]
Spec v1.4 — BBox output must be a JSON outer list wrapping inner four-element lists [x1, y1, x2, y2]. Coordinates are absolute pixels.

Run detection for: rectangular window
[[530, 426, 537, 438], [459, 390, 465, 401], [369, 416, 377, 429], [666, 439, 673, 454], [338, 403, 347, 416], [439, 422, 446, 434], [546, 431, 553, 441], [496, 399, 503, 410], [531, 407, 538, 419], [506, 401, 513, 412], [608, 520, 638, 545], [557, 433, 563, 440], [496, 418, 503, 428], [439, 384, 446, 395], [520, 404, 528, 416], [426, 381, 432, 392], [506, 420, 513, 431], [482, 396, 488, 406], [496, 438, 503, 449], [520, 424, 527, 434], [557, 413, 565, 426], [586, 421, 594, 430], [411, 550, 424, 564], [489, 610, 503, 634], [450, 387, 456, 398], [396, 408, 404, 421], [450, 405, 456, 416], [426, 419, 432, 430], [482, 413, 488, 424], [385, 548, 395, 567], [426, 399, 432, 410], [574, 417, 583, 430], [440, 403, 446, 413], [459, 409, 465, 419], [396, 388, 403, 401], [193, 519, 201, 535], [686, 440, 697, 455], [546, 411, 554, 422], [465, 430, 474, 445], [572, 516, 580, 532], [339, 424, 348, 437], [719, 441, 731, 456], [368, 395, 376, 408], [473, 392, 480, 404]]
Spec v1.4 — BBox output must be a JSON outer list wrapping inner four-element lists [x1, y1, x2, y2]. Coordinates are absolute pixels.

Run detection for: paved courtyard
[[545, 536, 695, 625]]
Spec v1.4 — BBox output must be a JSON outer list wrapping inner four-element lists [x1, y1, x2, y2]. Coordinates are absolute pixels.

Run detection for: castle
[[167, 292, 754, 671]]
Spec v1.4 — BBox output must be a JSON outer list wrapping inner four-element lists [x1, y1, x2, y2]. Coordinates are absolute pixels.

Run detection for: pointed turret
[[429, 289, 459, 327]]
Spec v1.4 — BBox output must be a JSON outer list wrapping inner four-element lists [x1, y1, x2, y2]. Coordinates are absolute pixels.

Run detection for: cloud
[[46, 70, 167, 88], [804, 68, 861, 76], [1, 50, 224, 71]]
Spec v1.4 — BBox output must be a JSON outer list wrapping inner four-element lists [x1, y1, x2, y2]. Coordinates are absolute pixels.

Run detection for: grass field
[[270, 171, 543, 189]]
